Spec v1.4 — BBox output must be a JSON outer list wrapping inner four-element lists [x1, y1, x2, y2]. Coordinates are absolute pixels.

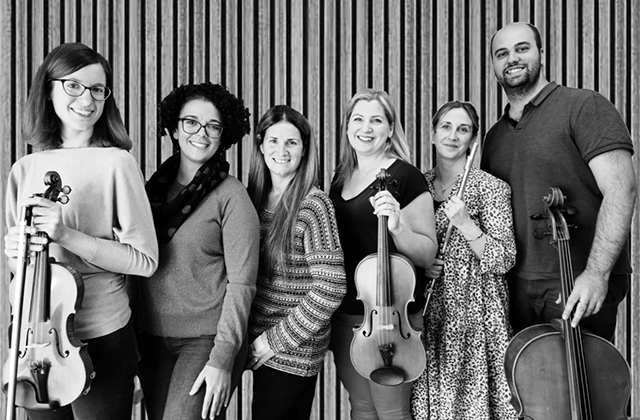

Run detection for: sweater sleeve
[[266, 193, 346, 354], [207, 184, 259, 370], [86, 153, 159, 277]]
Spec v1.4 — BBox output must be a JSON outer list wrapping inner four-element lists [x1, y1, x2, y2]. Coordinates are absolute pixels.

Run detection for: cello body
[[505, 323, 630, 420], [350, 168, 426, 386], [504, 187, 632, 420]]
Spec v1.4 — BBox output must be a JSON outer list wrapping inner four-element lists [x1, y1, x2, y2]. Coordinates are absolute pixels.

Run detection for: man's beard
[[496, 60, 542, 100]]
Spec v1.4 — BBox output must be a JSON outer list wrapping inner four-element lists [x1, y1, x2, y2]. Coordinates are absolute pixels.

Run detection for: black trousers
[[507, 273, 629, 341], [251, 365, 318, 420]]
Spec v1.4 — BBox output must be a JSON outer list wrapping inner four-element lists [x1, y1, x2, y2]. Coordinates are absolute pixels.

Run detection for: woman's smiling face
[[175, 99, 223, 167], [50, 63, 107, 143], [346, 100, 393, 158], [260, 121, 305, 183]]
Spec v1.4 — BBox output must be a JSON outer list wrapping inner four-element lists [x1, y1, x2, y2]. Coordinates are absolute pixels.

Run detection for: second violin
[[350, 169, 426, 386]]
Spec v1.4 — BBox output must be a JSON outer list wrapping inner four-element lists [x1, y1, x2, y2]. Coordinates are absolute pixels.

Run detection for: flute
[[423, 141, 480, 316]]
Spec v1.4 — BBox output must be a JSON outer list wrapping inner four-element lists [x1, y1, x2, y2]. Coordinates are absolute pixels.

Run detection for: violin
[[350, 169, 426, 386], [504, 187, 632, 420], [3, 171, 94, 420]]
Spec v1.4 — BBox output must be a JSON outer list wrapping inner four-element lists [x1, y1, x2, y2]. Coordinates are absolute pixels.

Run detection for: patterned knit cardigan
[[249, 190, 347, 377]]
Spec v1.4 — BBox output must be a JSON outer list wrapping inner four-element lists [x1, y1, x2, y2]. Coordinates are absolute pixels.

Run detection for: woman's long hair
[[333, 88, 411, 188], [248, 105, 319, 278], [23, 42, 131, 150]]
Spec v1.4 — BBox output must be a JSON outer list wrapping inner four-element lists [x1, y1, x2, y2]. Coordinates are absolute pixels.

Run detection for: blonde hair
[[333, 89, 411, 187]]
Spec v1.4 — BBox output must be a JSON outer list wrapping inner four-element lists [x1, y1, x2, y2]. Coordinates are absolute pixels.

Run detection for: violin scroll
[[41, 171, 72, 205]]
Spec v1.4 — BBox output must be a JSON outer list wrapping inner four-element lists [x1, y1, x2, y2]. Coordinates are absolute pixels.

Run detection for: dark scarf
[[146, 152, 229, 245]]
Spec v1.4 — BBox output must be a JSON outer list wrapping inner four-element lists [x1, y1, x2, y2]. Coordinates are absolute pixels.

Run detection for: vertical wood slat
[[239, 0, 255, 184], [0, 1, 638, 418], [631, 3, 640, 415], [0, 0, 10, 415], [403, 1, 418, 165]]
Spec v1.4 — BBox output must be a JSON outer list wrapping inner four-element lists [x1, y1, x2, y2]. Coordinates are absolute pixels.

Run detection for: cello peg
[[530, 213, 547, 220], [533, 228, 552, 240]]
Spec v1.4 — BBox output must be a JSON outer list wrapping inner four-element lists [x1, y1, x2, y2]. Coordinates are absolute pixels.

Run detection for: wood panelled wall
[[1, 0, 638, 418]]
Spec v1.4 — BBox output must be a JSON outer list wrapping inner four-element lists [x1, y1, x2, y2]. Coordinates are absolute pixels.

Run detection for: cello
[[3, 171, 94, 420], [350, 169, 426, 386], [504, 187, 632, 420]]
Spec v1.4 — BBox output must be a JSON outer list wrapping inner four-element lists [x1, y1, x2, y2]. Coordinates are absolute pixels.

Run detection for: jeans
[[25, 320, 138, 420], [330, 312, 421, 420], [137, 332, 247, 420], [251, 366, 318, 420]]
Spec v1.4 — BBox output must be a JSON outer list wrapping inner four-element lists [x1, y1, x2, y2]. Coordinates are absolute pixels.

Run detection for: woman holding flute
[[410, 101, 518, 420]]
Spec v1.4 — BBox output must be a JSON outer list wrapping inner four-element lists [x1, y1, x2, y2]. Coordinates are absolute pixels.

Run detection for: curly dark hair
[[158, 82, 251, 151]]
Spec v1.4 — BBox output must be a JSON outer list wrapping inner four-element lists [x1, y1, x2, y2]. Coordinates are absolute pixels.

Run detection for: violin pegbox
[[371, 168, 399, 198], [41, 171, 72, 205]]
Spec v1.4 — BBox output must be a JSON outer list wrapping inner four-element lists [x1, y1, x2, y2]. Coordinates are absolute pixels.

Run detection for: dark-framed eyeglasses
[[178, 118, 224, 139], [50, 79, 112, 101]]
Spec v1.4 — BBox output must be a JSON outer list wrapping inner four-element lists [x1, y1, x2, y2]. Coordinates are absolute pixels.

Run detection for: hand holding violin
[[370, 190, 401, 232], [4, 195, 66, 262], [4, 225, 47, 261]]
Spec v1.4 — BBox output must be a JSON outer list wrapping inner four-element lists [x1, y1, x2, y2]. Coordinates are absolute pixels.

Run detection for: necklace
[[435, 177, 457, 196]]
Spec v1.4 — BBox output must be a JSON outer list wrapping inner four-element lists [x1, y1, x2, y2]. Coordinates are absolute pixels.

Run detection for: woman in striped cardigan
[[247, 105, 346, 420]]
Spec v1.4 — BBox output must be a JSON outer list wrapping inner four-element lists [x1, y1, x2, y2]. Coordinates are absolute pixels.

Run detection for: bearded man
[[480, 22, 636, 341]]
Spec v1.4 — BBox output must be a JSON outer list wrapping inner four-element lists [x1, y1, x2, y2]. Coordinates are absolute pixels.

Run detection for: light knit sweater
[[5, 147, 159, 340], [135, 176, 259, 371], [249, 191, 346, 377]]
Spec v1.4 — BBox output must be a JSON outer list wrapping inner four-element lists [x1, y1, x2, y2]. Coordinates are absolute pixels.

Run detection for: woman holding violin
[[328, 89, 437, 420], [410, 101, 517, 420], [3, 42, 159, 420]]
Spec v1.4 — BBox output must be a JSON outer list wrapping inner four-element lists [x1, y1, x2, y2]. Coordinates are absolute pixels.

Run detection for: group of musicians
[[3, 21, 636, 420]]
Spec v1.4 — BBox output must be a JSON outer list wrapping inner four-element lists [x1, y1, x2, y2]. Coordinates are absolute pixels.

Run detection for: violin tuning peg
[[530, 213, 547, 220], [61, 185, 72, 194], [563, 206, 577, 215], [58, 195, 69, 205]]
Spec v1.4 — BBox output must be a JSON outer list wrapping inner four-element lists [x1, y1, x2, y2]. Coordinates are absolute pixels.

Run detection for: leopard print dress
[[411, 168, 519, 420]]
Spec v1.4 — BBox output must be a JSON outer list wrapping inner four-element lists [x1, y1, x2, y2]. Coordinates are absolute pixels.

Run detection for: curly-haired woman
[[131, 82, 260, 420]]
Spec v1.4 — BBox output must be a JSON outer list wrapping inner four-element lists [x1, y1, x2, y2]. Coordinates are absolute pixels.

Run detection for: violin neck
[[377, 215, 391, 307], [32, 232, 52, 323]]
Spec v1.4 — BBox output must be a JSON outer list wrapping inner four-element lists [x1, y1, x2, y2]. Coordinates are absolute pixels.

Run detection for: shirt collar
[[501, 81, 560, 123]]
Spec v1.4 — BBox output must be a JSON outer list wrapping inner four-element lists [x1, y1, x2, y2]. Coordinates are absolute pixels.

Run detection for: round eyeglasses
[[50, 79, 112, 101], [179, 118, 224, 139]]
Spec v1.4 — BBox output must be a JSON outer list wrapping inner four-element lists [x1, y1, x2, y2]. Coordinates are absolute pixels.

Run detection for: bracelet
[[467, 232, 484, 242]]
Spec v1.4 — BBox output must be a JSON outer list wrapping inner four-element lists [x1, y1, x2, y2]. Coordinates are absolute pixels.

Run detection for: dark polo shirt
[[481, 81, 633, 280]]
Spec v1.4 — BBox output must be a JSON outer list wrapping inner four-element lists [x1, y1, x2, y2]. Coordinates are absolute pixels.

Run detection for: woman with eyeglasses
[[130, 82, 259, 420], [4, 42, 159, 420]]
